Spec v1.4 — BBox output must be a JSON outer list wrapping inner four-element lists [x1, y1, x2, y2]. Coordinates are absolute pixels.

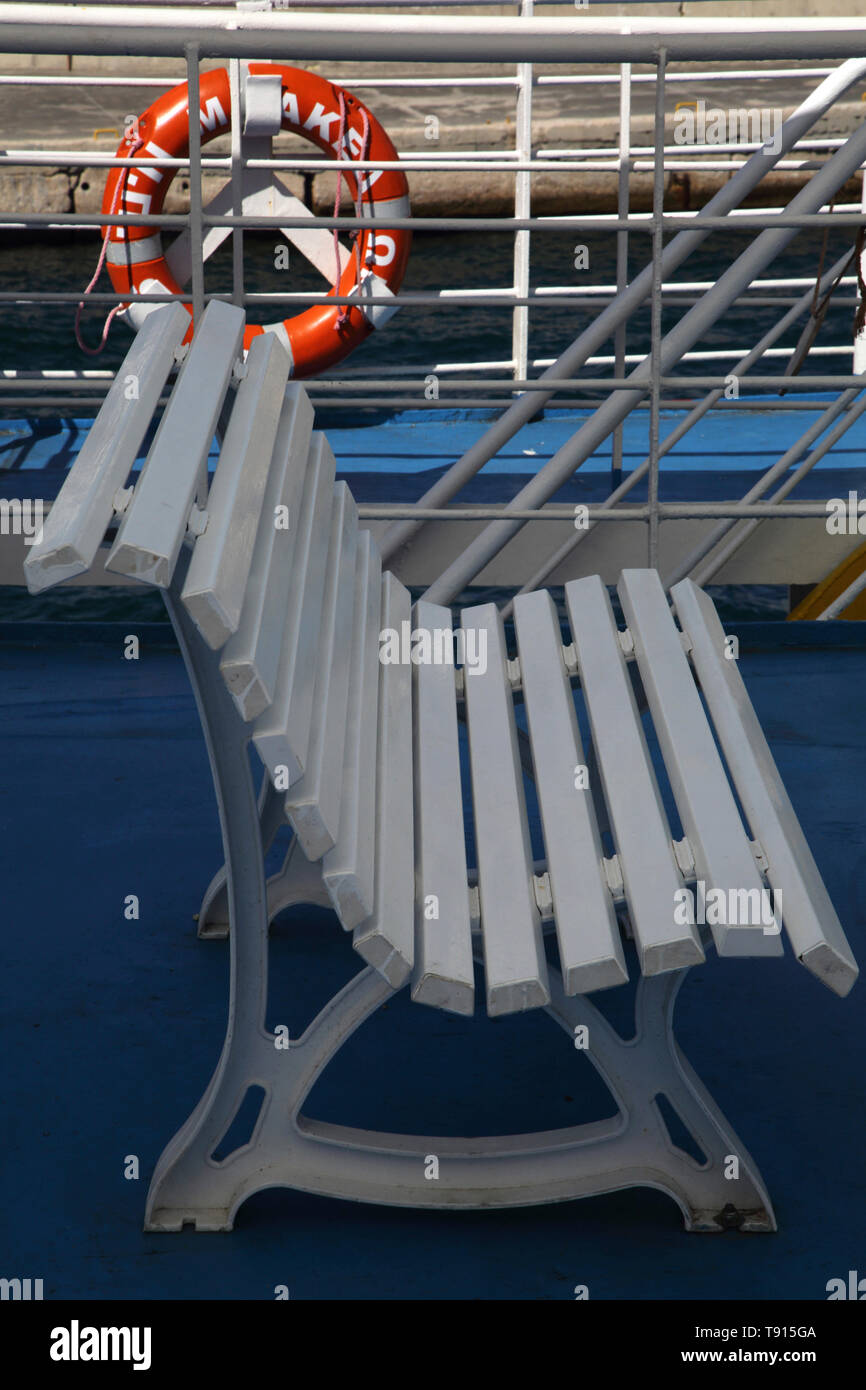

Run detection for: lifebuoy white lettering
[[303, 102, 340, 141], [281, 90, 300, 124], [122, 188, 153, 215], [370, 234, 396, 267], [199, 97, 228, 132], [138, 141, 173, 184]]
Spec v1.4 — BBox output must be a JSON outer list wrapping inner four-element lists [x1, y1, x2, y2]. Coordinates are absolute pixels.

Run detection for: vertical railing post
[[512, 0, 533, 388], [185, 41, 208, 507], [611, 60, 631, 492], [648, 47, 667, 569], [185, 42, 205, 333], [229, 57, 245, 312], [854, 169, 866, 374]]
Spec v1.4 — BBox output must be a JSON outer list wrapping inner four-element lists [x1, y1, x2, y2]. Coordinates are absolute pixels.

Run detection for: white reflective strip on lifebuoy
[[356, 271, 400, 330], [356, 195, 411, 223], [106, 234, 164, 267], [123, 277, 175, 332], [260, 321, 296, 376]]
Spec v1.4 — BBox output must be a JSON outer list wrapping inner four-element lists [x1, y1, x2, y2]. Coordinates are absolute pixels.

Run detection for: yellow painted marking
[[788, 537, 866, 620]]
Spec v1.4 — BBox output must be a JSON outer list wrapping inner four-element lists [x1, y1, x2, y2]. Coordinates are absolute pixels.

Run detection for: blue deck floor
[[3, 397, 865, 508], [1, 623, 865, 1300]]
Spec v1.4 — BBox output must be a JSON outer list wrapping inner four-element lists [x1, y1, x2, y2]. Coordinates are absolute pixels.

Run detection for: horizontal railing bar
[[13, 352, 856, 380], [6, 7, 866, 64], [0, 75, 179, 87], [0, 397, 172, 409], [0, 397, 855, 415], [0, 478, 842, 521], [2, 148, 555, 168], [2, 141, 853, 172], [529, 346, 852, 364], [538, 161, 830, 173], [4, 373, 864, 393], [1, 290, 826, 310], [351, 502, 847, 519], [35, 0, 605, 6], [8, 286, 859, 328], [55, 0, 842, 8], [6, 210, 865, 233], [536, 277, 857, 292], [0, 68, 838, 93], [1, 277, 852, 302], [304, 74, 519, 85], [0, 154, 546, 170], [0, 370, 115, 379], [0, 292, 193, 302], [0, 73, 521, 88], [0, 155, 841, 180], [33, 0, 850, 8], [542, 160, 829, 174], [542, 137, 852, 157], [307, 375, 866, 391], [334, 360, 515, 374], [7, 361, 858, 386], [326, 356, 856, 377], [7, 153, 841, 174], [536, 67, 836, 84], [23, 198, 854, 224]]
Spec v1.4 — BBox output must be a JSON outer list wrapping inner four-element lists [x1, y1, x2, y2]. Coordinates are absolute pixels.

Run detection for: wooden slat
[[218, 384, 314, 720], [619, 569, 782, 959], [410, 599, 474, 1016], [24, 303, 189, 594], [672, 577, 859, 997], [252, 434, 337, 782], [322, 530, 382, 931], [353, 572, 415, 987], [462, 602, 550, 1016], [106, 299, 244, 588], [513, 588, 628, 993], [180, 332, 290, 649], [285, 482, 359, 859], [565, 575, 705, 975]]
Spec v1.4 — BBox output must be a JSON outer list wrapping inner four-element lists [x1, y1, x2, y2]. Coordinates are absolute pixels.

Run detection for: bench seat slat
[[252, 434, 337, 783], [353, 571, 415, 987], [411, 598, 475, 1017], [619, 569, 783, 960], [180, 332, 291, 650], [322, 530, 382, 930], [285, 482, 359, 859], [24, 303, 190, 595], [513, 589, 628, 994], [218, 384, 314, 720], [106, 300, 244, 588], [462, 602, 550, 1017], [565, 575, 705, 975], [671, 577, 859, 997]]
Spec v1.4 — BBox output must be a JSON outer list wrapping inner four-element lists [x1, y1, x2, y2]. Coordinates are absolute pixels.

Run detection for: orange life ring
[[102, 65, 411, 377]]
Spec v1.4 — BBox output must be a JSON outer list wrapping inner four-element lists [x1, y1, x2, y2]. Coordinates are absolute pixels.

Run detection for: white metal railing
[[1, 2, 866, 598], [1, 79, 862, 383]]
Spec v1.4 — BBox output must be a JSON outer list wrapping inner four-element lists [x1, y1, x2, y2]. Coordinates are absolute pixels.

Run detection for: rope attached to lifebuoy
[[75, 133, 143, 355]]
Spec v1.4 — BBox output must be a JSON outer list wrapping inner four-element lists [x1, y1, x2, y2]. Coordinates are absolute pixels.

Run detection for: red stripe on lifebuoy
[[102, 66, 411, 377]]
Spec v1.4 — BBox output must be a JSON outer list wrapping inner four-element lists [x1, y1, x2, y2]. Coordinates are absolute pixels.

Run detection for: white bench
[[26, 302, 859, 1234]]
